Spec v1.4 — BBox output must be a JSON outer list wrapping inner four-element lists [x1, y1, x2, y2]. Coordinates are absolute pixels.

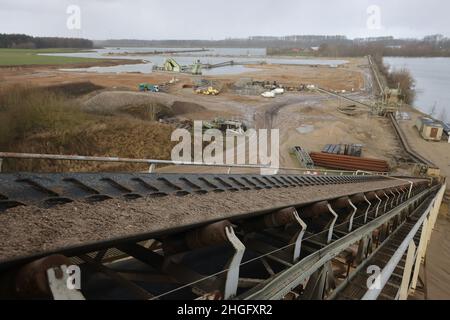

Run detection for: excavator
[[195, 86, 220, 96]]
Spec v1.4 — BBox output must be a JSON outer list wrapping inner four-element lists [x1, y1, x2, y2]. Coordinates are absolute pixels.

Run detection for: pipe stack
[[310, 152, 389, 172]]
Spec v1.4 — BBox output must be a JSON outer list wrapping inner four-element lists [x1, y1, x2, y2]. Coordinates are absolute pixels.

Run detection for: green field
[[0, 48, 101, 66]]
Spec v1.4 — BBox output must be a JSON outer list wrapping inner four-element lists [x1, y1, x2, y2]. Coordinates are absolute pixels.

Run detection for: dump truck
[[139, 83, 160, 92], [203, 118, 247, 135], [261, 91, 275, 98]]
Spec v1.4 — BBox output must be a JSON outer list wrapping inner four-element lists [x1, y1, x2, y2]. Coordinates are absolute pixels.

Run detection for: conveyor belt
[[0, 171, 437, 300], [0, 172, 386, 211], [388, 113, 436, 167]]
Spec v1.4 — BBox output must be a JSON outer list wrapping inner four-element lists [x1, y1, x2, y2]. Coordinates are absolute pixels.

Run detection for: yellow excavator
[[195, 86, 220, 96]]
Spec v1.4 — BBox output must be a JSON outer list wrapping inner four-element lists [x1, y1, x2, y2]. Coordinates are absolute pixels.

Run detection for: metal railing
[[0, 152, 389, 176], [241, 183, 440, 300], [361, 183, 446, 300]]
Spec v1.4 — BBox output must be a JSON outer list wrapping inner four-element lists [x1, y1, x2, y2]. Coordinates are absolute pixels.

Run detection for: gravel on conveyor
[[0, 179, 423, 262]]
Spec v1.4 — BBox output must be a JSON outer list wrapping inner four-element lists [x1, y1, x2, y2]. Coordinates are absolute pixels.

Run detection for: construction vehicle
[[291, 146, 314, 169], [261, 91, 275, 98], [139, 83, 160, 92], [195, 86, 220, 96], [203, 118, 247, 134], [272, 87, 285, 95]]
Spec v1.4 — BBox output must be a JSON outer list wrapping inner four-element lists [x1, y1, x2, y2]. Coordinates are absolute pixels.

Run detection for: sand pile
[[171, 101, 206, 114], [82, 91, 174, 116], [82, 91, 208, 120]]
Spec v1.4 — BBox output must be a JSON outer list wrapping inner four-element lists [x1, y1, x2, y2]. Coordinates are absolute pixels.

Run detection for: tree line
[[94, 35, 352, 49], [0, 34, 93, 49], [373, 55, 416, 105], [316, 35, 450, 57], [317, 42, 450, 58]]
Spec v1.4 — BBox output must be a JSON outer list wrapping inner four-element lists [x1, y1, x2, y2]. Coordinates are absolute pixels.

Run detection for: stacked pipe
[[310, 152, 389, 172]]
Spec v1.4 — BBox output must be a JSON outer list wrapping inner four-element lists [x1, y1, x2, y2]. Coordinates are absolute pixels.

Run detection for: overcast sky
[[0, 0, 448, 40]]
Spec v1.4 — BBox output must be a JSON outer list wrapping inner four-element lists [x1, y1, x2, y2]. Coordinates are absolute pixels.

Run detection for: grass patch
[[0, 86, 88, 149], [0, 85, 176, 172], [0, 48, 101, 66]]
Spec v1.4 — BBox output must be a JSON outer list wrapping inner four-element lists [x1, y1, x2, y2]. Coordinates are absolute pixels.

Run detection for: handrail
[[361, 183, 445, 300], [0, 152, 389, 176], [388, 113, 436, 167], [0, 152, 267, 172]]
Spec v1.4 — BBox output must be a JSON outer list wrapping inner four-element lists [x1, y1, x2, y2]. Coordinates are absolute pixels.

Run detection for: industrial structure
[[152, 58, 239, 75], [152, 58, 202, 75], [416, 117, 444, 141]]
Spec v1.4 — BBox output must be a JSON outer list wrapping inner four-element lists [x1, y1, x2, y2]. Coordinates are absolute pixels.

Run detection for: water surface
[[385, 57, 450, 123], [44, 47, 347, 76]]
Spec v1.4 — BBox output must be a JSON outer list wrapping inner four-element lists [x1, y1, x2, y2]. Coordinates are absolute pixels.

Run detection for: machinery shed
[[415, 117, 444, 141]]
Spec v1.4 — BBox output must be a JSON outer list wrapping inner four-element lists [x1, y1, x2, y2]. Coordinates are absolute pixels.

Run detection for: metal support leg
[[400, 189, 407, 203], [395, 189, 401, 206], [411, 217, 429, 292], [347, 199, 358, 232], [291, 210, 307, 263], [355, 235, 370, 265], [363, 195, 372, 223], [302, 262, 336, 300], [383, 192, 390, 213], [47, 266, 85, 300], [428, 186, 446, 244], [326, 204, 338, 244], [374, 193, 382, 218], [389, 190, 396, 209], [0, 158, 3, 172], [148, 163, 156, 173], [224, 226, 245, 300], [379, 223, 389, 243], [398, 241, 416, 300], [394, 190, 400, 206]]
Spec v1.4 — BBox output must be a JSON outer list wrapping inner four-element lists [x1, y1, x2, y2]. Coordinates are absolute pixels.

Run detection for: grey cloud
[[0, 0, 449, 39]]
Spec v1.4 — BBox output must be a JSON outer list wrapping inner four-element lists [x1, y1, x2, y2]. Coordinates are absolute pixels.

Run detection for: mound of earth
[[171, 101, 206, 115], [82, 91, 175, 120], [45, 81, 104, 97], [82, 91, 209, 120]]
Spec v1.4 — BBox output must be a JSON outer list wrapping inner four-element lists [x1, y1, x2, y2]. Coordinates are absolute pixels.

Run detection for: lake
[[384, 57, 450, 123], [43, 47, 348, 76]]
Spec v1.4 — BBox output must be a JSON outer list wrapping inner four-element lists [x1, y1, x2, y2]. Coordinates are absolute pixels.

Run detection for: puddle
[[296, 124, 315, 134]]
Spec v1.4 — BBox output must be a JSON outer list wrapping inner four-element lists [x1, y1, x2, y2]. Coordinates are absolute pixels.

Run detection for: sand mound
[[45, 81, 104, 97], [82, 91, 208, 120], [82, 91, 176, 120], [83, 91, 172, 112], [171, 101, 206, 115]]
